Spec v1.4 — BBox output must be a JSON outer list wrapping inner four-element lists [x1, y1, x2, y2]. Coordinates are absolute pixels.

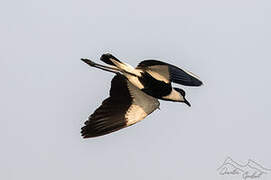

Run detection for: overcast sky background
[[1, 0, 271, 179]]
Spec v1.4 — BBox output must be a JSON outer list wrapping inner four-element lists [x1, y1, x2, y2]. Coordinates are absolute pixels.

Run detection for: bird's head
[[173, 88, 191, 107]]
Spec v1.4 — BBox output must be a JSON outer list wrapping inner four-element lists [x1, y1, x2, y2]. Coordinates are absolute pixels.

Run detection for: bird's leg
[[81, 58, 120, 74]]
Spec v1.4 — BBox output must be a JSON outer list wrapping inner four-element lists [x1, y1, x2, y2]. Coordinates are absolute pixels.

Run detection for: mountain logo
[[217, 157, 271, 179]]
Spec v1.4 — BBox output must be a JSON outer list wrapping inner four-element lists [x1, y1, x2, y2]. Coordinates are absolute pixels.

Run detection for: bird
[[80, 53, 203, 138]]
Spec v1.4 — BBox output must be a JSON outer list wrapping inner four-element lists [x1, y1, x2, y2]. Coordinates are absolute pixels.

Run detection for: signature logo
[[217, 157, 271, 180]]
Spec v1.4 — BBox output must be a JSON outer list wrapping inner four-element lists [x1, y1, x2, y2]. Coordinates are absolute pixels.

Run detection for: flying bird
[[81, 53, 203, 138]]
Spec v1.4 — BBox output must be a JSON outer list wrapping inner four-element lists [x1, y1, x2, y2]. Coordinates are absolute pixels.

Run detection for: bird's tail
[[100, 53, 137, 76]]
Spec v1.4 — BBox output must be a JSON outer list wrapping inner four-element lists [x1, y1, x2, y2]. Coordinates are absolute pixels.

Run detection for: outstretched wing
[[137, 60, 203, 86], [81, 74, 159, 138]]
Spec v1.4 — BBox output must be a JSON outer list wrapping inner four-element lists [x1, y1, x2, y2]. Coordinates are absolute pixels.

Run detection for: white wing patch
[[125, 81, 160, 126], [124, 73, 144, 89], [111, 59, 142, 76], [111, 59, 145, 89], [146, 65, 170, 83]]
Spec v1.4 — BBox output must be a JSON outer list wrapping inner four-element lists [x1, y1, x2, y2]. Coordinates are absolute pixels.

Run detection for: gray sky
[[1, 0, 271, 179]]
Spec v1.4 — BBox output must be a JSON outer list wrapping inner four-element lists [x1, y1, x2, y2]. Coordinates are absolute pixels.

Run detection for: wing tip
[[194, 79, 203, 86], [81, 58, 96, 67], [100, 53, 121, 66], [80, 125, 101, 138], [80, 119, 127, 138]]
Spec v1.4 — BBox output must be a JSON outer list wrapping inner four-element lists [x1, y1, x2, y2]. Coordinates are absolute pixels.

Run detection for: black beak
[[184, 99, 191, 107]]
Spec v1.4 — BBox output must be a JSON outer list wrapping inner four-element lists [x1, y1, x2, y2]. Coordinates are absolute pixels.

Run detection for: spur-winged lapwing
[[81, 53, 203, 138]]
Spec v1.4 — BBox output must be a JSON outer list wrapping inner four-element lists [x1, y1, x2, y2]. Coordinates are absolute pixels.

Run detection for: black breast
[[138, 72, 172, 98]]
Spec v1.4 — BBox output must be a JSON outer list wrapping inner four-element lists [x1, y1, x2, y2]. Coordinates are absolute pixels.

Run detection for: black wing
[[137, 60, 203, 86], [81, 74, 132, 138]]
